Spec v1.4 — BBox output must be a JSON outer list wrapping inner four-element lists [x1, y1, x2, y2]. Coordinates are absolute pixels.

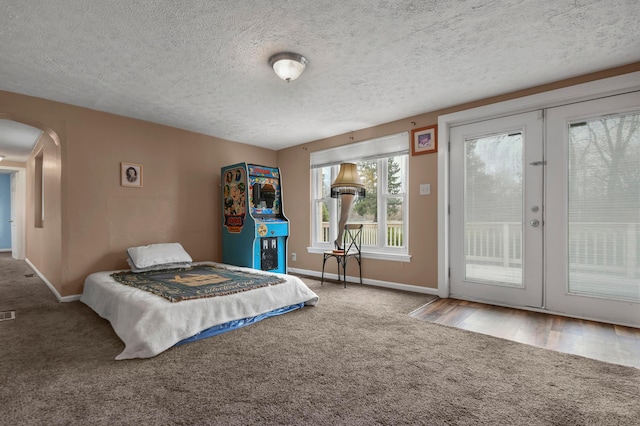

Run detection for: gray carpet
[[1, 253, 639, 425]]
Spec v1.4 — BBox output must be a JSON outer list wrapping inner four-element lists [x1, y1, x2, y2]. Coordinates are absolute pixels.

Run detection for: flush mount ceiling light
[[269, 52, 308, 82]]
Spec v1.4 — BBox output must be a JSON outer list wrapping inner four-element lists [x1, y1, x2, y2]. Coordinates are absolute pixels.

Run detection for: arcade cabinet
[[221, 163, 289, 274]]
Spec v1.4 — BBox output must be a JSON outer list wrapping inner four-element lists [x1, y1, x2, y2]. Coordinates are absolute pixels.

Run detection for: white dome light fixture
[[269, 52, 308, 82]]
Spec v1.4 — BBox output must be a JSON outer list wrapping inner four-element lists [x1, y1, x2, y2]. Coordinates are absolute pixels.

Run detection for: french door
[[546, 92, 640, 326], [449, 92, 640, 326], [450, 111, 544, 308]]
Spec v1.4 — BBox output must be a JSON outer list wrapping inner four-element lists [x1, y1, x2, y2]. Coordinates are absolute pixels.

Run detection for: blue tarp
[[175, 302, 305, 346]]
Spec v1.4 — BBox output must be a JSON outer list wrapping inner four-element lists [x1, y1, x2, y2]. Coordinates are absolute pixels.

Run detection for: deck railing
[[465, 221, 639, 278], [321, 221, 639, 277], [321, 222, 404, 247]]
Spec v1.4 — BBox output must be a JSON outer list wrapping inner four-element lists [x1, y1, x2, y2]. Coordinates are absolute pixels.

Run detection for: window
[[310, 133, 410, 261]]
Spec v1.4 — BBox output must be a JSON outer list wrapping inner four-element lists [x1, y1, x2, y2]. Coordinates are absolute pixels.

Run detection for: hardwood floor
[[410, 298, 640, 369]]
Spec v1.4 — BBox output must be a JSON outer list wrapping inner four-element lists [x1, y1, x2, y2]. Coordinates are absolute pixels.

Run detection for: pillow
[[127, 243, 193, 269], [126, 259, 191, 273]]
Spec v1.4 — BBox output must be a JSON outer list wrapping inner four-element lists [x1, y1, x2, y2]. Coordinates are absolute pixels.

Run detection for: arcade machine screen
[[249, 167, 282, 221]]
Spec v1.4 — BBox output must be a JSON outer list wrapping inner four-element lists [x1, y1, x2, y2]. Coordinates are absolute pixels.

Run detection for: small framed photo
[[121, 162, 143, 187], [411, 125, 438, 155]]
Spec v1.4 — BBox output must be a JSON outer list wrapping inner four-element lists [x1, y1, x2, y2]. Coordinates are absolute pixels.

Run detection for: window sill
[[307, 246, 411, 262]]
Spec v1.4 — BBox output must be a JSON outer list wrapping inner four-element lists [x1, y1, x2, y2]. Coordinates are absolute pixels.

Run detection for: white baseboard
[[287, 267, 439, 296], [60, 293, 82, 302], [24, 258, 81, 303], [0, 248, 11, 252]]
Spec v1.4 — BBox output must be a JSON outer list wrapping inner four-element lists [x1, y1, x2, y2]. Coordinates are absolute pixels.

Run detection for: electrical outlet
[[291, 253, 297, 261]]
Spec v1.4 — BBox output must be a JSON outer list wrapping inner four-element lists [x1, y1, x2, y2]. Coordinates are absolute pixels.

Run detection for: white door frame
[[438, 71, 640, 302], [2, 166, 26, 260], [449, 111, 544, 308]]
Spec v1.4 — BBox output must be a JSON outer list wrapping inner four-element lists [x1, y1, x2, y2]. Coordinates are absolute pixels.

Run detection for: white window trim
[[380, 155, 409, 252], [307, 245, 412, 262], [438, 71, 640, 299], [310, 164, 339, 247], [310, 132, 409, 167]]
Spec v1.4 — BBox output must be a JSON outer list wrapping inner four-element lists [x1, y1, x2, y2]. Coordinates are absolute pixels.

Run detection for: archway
[[0, 114, 63, 295]]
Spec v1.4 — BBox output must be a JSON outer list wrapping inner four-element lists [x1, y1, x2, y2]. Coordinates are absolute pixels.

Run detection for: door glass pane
[[464, 133, 524, 287], [568, 112, 640, 301]]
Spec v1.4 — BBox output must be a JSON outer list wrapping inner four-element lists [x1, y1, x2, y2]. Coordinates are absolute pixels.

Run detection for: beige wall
[[0, 90, 275, 296], [276, 62, 640, 290], [1, 62, 638, 297], [26, 132, 63, 291]]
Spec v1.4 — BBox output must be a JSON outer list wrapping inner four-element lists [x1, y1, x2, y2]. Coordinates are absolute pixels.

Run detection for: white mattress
[[80, 262, 319, 360]]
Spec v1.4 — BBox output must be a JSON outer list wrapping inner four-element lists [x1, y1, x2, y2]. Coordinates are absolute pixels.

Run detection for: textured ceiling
[[0, 0, 639, 153]]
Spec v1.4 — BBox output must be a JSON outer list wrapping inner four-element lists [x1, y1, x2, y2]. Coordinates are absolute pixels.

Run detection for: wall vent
[[0, 311, 16, 321]]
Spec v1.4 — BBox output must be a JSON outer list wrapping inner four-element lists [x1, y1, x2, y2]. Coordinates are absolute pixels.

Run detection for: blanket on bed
[[110, 264, 286, 302]]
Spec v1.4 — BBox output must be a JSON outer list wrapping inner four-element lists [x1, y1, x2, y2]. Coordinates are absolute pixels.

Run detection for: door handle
[[530, 219, 540, 227], [7, 220, 13, 223]]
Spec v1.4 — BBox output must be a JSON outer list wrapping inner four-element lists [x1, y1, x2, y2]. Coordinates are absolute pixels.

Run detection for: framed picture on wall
[[121, 162, 143, 187], [411, 125, 438, 155]]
